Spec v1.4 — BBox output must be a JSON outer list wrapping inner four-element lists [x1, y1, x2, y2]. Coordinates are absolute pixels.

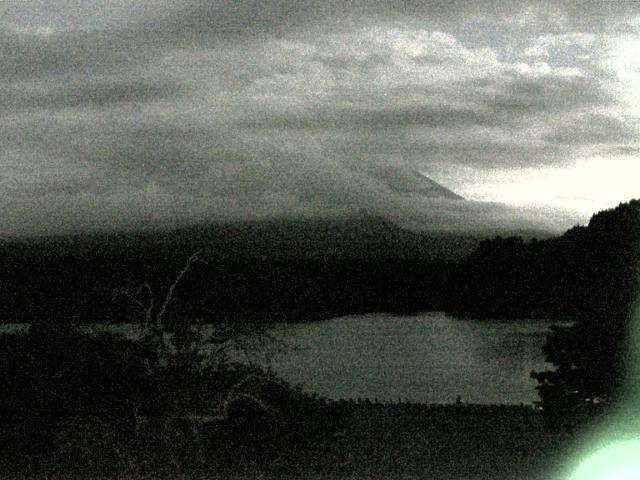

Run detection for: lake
[[0, 312, 564, 405], [267, 312, 563, 405]]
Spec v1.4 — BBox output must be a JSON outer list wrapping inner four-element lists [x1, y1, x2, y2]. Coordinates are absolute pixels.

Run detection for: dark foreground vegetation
[[446, 200, 640, 322], [0, 320, 345, 477]]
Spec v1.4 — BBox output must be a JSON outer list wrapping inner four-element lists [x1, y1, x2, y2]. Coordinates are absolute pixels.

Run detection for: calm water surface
[[268, 312, 564, 405], [0, 312, 564, 404]]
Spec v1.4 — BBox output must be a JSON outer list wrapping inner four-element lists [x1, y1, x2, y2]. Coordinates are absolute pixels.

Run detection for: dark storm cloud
[[148, 0, 640, 43], [0, 80, 185, 111], [484, 73, 617, 115], [543, 114, 640, 145], [2, 1, 637, 75], [144, 0, 317, 43], [0, 29, 156, 80], [399, 143, 568, 170], [242, 104, 501, 130], [4, 124, 227, 194], [605, 146, 640, 156]]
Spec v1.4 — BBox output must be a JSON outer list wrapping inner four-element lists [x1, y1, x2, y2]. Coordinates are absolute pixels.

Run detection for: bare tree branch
[[136, 282, 154, 329], [112, 289, 150, 317], [155, 251, 207, 330]]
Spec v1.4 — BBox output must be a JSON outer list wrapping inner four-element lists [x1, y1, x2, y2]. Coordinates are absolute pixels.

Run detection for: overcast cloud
[[1, 1, 639, 236]]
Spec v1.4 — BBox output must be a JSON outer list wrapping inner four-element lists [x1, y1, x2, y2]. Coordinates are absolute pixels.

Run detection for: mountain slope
[[371, 165, 464, 200]]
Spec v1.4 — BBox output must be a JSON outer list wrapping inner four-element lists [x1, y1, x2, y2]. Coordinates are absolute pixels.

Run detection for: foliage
[[0, 250, 342, 475], [531, 322, 628, 431], [447, 200, 640, 322], [535, 201, 640, 429], [0, 322, 164, 475], [0, 319, 345, 475]]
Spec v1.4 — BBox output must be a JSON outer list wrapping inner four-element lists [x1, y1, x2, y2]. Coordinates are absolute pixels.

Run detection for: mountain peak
[[371, 165, 464, 200]]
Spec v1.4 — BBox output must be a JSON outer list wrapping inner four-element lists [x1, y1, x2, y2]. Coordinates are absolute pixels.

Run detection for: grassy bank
[[256, 403, 569, 480], [1, 402, 572, 479]]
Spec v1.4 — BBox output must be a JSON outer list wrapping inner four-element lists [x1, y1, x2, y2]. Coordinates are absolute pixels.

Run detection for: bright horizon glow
[[610, 34, 640, 116], [442, 30, 640, 219], [453, 157, 640, 215]]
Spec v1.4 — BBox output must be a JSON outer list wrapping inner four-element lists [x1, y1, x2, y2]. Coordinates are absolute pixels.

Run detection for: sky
[[1, 0, 639, 236]]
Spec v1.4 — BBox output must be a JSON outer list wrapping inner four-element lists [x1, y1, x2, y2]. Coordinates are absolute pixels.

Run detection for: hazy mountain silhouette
[[360, 165, 571, 233], [371, 165, 465, 200]]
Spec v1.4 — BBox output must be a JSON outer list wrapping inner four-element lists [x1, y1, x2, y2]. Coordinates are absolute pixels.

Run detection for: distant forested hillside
[[0, 216, 477, 324], [445, 199, 640, 322]]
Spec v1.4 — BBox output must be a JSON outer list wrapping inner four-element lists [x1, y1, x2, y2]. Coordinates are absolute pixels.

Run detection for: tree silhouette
[[530, 200, 640, 429]]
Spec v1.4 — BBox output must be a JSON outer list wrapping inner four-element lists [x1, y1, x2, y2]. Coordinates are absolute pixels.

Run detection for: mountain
[[371, 165, 465, 200], [3, 215, 478, 262]]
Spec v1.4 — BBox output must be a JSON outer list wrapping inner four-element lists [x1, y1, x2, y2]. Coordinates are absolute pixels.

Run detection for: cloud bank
[[1, 1, 639, 236]]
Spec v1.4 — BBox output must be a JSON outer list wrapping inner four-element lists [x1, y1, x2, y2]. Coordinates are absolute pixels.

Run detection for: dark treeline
[[0, 216, 473, 325], [4, 201, 635, 328], [445, 199, 640, 322]]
